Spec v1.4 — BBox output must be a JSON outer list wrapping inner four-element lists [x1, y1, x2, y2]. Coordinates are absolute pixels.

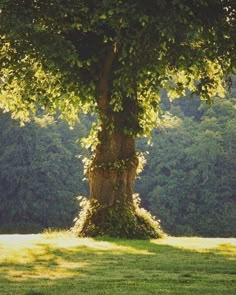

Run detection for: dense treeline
[[0, 96, 235, 236], [137, 96, 236, 237], [0, 114, 88, 233]]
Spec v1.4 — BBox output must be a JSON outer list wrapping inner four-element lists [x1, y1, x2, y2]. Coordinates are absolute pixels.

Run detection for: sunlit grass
[[0, 232, 235, 294], [152, 236, 236, 254]]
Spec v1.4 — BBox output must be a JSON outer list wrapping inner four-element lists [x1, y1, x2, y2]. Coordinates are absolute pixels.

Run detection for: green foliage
[[73, 194, 163, 239], [84, 153, 144, 176], [0, 0, 235, 134], [137, 97, 236, 237], [0, 112, 89, 232]]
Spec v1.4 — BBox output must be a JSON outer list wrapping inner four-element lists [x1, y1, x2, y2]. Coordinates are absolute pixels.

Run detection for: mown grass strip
[[0, 233, 235, 295]]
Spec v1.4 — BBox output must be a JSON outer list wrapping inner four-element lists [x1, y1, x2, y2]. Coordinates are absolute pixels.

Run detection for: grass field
[[0, 232, 235, 294]]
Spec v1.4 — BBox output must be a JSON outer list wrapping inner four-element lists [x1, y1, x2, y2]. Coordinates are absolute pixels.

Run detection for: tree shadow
[[0, 236, 235, 295]]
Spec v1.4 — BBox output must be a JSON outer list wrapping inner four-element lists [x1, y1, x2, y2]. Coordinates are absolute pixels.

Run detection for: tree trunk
[[73, 46, 163, 238], [74, 120, 162, 238], [89, 132, 138, 208]]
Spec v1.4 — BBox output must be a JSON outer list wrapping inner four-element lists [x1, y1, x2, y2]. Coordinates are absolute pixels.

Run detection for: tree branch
[[97, 43, 117, 111]]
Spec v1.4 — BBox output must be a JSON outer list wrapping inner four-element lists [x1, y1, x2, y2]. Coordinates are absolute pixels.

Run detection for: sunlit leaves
[[80, 120, 102, 152], [0, 0, 235, 135], [162, 60, 226, 102]]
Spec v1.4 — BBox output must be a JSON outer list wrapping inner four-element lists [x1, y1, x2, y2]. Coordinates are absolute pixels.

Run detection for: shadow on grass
[[0, 236, 235, 295]]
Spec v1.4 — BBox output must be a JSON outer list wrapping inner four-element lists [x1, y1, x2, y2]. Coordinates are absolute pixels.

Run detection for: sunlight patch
[[151, 237, 236, 255]]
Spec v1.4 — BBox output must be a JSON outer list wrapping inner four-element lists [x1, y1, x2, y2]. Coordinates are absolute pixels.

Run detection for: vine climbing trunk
[[74, 46, 163, 238], [89, 132, 138, 208]]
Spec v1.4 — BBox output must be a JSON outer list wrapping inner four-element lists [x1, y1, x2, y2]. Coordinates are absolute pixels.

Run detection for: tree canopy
[[0, 0, 235, 129]]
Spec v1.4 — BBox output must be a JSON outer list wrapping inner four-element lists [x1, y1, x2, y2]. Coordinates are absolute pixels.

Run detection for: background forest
[[0, 89, 235, 237]]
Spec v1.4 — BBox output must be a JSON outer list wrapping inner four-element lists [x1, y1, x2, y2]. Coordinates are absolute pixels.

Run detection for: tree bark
[[89, 134, 138, 207]]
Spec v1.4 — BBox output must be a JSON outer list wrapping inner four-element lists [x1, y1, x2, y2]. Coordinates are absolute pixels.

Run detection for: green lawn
[[0, 232, 235, 295]]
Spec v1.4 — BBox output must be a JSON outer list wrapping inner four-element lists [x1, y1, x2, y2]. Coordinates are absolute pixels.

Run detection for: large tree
[[0, 0, 235, 238]]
